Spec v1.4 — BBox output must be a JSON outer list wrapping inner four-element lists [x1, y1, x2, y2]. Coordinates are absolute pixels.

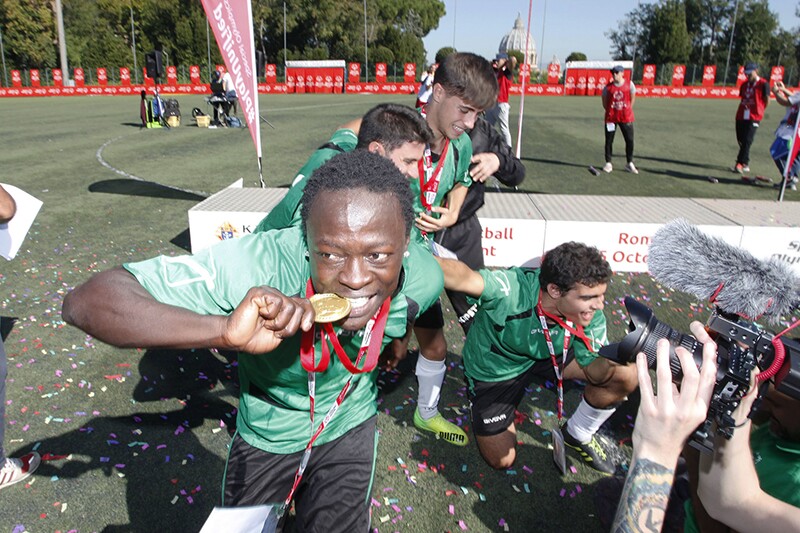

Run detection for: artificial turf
[[0, 93, 794, 532]]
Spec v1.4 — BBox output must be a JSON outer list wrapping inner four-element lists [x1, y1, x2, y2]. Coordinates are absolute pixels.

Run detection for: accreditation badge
[[551, 426, 567, 475]]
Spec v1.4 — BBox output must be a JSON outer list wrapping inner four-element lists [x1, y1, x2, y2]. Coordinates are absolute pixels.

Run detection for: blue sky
[[422, 0, 799, 66]]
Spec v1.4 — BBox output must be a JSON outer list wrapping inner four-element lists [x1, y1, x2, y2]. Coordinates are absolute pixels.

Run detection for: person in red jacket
[[486, 53, 516, 148], [732, 62, 770, 174], [601, 65, 637, 174]]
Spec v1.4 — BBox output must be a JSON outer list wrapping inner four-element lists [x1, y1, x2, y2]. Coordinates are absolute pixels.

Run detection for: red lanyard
[[535, 302, 572, 424], [417, 139, 450, 211], [417, 105, 450, 212], [281, 280, 390, 515]]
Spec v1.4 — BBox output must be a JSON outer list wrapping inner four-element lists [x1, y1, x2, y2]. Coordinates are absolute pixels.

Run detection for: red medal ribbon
[[282, 279, 392, 515], [535, 301, 571, 423], [300, 279, 390, 374], [417, 139, 450, 212]]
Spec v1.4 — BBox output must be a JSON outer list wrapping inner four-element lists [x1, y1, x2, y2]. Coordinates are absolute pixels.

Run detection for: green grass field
[[0, 93, 794, 532]]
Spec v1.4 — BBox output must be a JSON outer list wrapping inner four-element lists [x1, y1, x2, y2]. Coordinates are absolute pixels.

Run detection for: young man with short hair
[[601, 65, 637, 174], [436, 242, 638, 474], [401, 52, 498, 447], [62, 151, 444, 530]]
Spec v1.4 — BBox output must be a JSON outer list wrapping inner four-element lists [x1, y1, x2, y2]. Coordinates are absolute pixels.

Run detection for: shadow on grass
[[170, 228, 192, 252], [635, 154, 727, 172], [521, 156, 592, 170], [89, 179, 207, 201], [29, 348, 238, 532], [647, 167, 772, 188], [380, 355, 641, 533], [1, 316, 16, 341]]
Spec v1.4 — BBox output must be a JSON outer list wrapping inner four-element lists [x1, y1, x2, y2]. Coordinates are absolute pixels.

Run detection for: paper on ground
[[0, 184, 43, 260], [199, 504, 280, 533]]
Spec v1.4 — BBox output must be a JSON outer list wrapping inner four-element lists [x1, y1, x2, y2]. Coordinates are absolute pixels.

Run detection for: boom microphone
[[647, 219, 800, 323]]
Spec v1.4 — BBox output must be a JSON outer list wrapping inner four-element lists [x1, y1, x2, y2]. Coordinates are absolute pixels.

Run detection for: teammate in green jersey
[[437, 242, 639, 474], [62, 151, 444, 531]]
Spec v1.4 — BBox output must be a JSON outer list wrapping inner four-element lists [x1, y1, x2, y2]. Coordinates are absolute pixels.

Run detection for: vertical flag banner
[[201, 0, 263, 183], [702, 65, 716, 87]]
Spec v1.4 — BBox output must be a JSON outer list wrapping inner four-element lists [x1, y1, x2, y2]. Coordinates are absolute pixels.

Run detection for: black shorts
[[467, 350, 576, 437], [414, 299, 444, 329], [223, 416, 378, 532]]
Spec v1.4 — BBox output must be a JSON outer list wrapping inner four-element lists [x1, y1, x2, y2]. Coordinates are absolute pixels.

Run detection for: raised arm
[[434, 256, 485, 297], [62, 267, 314, 353]]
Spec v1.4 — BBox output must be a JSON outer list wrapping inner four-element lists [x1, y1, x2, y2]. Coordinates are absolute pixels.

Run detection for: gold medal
[[309, 293, 352, 323]]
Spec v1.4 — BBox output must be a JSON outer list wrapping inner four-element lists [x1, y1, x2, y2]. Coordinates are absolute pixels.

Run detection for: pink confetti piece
[[448, 504, 454, 515], [458, 520, 467, 530]]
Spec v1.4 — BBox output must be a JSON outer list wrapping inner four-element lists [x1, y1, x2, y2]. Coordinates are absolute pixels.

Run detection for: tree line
[[606, 0, 798, 80], [0, 0, 445, 71]]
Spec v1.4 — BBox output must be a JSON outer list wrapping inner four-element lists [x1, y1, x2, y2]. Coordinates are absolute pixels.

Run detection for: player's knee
[[611, 363, 639, 395], [482, 448, 516, 470], [420, 335, 447, 361]]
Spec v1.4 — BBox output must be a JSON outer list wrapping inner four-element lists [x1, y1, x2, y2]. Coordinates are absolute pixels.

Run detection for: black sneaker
[[563, 431, 617, 474]]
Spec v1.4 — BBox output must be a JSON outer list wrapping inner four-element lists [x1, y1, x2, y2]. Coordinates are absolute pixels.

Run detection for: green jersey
[[410, 133, 473, 246], [683, 424, 800, 533], [124, 227, 442, 454], [463, 267, 607, 383], [254, 128, 359, 233]]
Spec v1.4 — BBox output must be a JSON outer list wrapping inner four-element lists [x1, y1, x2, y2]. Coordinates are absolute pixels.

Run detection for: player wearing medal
[[400, 52, 498, 447], [435, 242, 638, 474], [62, 151, 444, 531]]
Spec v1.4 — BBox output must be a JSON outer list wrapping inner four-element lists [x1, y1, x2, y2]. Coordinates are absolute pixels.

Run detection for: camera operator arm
[[612, 324, 718, 533], [698, 386, 800, 533]]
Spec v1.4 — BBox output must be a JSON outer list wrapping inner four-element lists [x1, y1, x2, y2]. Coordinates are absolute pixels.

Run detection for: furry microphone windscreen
[[648, 219, 799, 323]]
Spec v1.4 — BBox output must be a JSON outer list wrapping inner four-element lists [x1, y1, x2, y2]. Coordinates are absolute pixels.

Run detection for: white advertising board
[[739, 225, 800, 275], [543, 221, 743, 273], [478, 217, 547, 267]]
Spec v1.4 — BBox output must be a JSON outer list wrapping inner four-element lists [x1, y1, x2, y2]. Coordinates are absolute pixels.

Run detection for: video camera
[[600, 296, 800, 452]]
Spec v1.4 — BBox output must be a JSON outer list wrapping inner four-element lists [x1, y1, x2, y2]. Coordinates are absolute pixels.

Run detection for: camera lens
[[600, 297, 704, 381]]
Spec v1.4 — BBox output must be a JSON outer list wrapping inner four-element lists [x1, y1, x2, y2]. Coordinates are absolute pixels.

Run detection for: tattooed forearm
[[612, 458, 675, 533]]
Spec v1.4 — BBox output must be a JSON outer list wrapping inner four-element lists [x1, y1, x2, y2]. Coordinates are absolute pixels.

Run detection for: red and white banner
[[348, 62, 360, 83], [519, 63, 531, 83], [771, 66, 785, 85], [97, 68, 108, 87], [120, 67, 131, 86], [375, 63, 387, 83], [11, 70, 21, 88], [53, 69, 63, 87], [702, 65, 716, 87], [671, 65, 685, 87], [30, 69, 40, 88], [190, 65, 201, 85], [404, 63, 416, 84], [266, 64, 277, 84], [166, 65, 178, 86], [642, 64, 656, 86], [74, 68, 85, 88], [201, 0, 262, 164], [546, 62, 560, 85]]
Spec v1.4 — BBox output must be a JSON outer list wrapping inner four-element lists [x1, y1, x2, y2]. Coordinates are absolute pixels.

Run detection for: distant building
[[498, 15, 537, 67]]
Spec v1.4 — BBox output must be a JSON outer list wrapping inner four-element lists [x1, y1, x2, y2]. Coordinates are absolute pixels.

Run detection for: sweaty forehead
[[308, 188, 400, 234]]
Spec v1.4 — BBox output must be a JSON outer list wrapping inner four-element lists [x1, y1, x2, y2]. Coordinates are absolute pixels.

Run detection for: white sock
[[415, 353, 445, 420], [566, 398, 615, 444]]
